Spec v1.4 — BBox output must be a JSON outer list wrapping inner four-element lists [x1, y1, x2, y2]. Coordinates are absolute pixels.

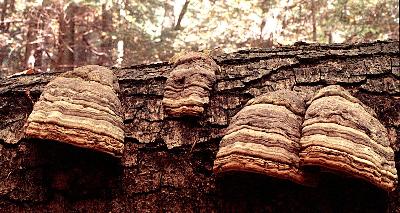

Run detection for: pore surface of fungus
[[300, 85, 397, 191], [162, 52, 218, 117], [25, 65, 125, 157], [214, 90, 314, 185]]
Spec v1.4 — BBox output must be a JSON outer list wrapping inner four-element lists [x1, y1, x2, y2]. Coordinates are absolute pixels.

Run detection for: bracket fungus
[[214, 90, 315, 185], [25, 65, 125, 157], [162, 52, 218, 117], [300, 85, 398, 191]]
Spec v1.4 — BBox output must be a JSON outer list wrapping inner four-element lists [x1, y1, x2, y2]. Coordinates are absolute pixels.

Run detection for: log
[[0, 40, 399, 212]]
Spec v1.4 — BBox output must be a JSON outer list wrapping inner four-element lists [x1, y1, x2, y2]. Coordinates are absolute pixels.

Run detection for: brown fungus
[[25, 65, 125, 157], [162, 52, 218, 117], [214, 90, 315, 185], [300, 85, 398, 191]]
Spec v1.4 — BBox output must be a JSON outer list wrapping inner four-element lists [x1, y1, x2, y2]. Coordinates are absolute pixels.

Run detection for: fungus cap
[[214, 90, 315, 185], [163, 52, 218, 117], [25, 65, 125, 157], [300, 85, 397, 191]]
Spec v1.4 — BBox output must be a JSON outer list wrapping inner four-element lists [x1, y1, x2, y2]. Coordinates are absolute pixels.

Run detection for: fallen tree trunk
[[0, 40, 399, 212]]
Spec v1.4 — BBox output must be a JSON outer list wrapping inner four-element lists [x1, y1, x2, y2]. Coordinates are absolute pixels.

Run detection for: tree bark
[[0, 40, 399, 212]]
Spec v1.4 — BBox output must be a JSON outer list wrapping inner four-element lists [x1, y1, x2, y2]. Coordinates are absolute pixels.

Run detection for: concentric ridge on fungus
[[25, 65, 125, 157], [300, 85, 397, 191], [162, 52, 218, 117], [214, 90, 315, 185]]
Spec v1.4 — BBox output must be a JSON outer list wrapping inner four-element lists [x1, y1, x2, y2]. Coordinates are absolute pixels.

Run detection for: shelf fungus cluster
[[25, 65, 125, 157], [214, 86, 397, 191], [213, 90, 314, 185], [162, 52, 218, 117], [300, 85, 398, 191]]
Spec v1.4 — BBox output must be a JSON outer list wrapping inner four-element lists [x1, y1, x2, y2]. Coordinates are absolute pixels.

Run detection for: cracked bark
[[0, 40, 399, 212]]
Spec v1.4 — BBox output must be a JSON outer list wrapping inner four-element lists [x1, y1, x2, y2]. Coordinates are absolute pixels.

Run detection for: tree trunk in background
[[121, 0, 131, 67], [24, 9, 36, 69], [57, 3, 77, 71], [158, 0, 176, 60], [174, 0, 190, 30], [0, 0, 14, 75], [0, 0, 8, 32], [115, 0, 126, 67], [24, 6, 44, 70], [0, 0, 14, 32], [161, 0, 174, 31], [0, 41, 399, 212], [0, 0, 8, 70], [99, 3, 113, 66], [0, 0, 8, 68], [4, 0, 14, 32], [328, 31, 333, 43], [73, 4, 89, 67], [311, 0, 317, 41]]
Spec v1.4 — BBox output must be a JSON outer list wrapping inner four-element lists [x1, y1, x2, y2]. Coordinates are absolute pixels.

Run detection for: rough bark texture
[[0, 40, 399, 212]]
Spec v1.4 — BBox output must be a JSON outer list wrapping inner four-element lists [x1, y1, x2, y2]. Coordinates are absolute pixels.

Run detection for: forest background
[[0, 0, 399, 77]]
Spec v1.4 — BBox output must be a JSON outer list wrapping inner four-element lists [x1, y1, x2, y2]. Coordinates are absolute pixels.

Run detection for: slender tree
[[174, 0, 190, 30], [57, 2, 77, 70], [99, 2, 113, 66], [311, 0, 317, 41], [24, 5, 45, 70]]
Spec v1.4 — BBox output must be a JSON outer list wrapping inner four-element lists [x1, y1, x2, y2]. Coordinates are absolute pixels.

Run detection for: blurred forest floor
[[0, 0, 399, 77]]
